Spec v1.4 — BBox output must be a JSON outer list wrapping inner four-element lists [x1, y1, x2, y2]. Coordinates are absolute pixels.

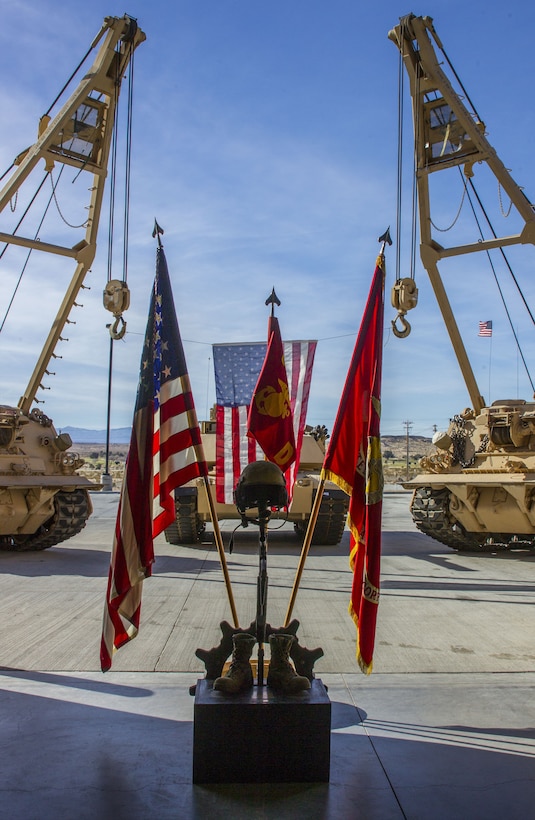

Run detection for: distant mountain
[[60, 426, 131, 444], [62, 427, 433, 449]]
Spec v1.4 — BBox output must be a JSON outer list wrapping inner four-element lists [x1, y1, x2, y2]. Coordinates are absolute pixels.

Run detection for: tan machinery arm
[[389, 14, 535, 413], [0, 15, 145, 415]]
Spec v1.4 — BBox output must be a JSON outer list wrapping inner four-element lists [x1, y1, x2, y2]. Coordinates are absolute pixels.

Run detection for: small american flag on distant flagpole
[[100, 244, 207, 671], [479, 320, 493, 337], [214, 339, 316, 504]]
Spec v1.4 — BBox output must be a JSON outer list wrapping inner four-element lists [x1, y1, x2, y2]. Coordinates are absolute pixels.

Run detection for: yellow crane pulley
[[103, 279, 130, 340], [391, 277, 418, 338]]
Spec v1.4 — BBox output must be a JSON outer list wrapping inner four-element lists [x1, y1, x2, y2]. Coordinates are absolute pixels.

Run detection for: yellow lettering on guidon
[[274, 442, 295, 468], [362, 571, 380, 605]]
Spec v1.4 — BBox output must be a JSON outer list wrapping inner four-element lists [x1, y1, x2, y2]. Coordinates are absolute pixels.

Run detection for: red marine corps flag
[[100, 239, 207, 671], [247, 294, 296, 472], [213, 339, 316, 503], [321, 246, 387, 674]]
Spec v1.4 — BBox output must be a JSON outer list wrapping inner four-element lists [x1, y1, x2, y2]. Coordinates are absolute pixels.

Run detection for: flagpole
[[488, 333, 492, 404], [284, 229, 392, 628], [153, 220, 239, 628], [284, 477, 326, 626], [200, 473, 240, 627]]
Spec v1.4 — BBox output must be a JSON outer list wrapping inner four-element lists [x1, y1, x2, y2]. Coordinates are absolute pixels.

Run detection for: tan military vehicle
[[410, 402, 535, 551], [0, 16, 145, 550], [164, 421, 349, 546], [390, 15, 535, 550]]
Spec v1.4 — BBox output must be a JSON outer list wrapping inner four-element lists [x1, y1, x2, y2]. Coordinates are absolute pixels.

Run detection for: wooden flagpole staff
[[200, 472, 239, 627], [284, 229, 392, 628], [153, 220, 239, 629], [284, 477, 324, 627]]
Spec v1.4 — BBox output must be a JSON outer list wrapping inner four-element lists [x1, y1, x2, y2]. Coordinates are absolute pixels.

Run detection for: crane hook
[[392, 312, 411, 338], [109, 315, 127, 340]]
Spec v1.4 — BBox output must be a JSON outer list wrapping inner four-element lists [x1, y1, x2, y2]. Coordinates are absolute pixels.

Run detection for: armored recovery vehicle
[[390, 15, 535, 550], [165, 420, 349, 546], [0, 16, 145, 550]]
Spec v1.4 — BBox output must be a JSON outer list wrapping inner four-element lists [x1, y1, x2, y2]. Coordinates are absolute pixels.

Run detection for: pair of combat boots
[[213, 633, 311, 695]]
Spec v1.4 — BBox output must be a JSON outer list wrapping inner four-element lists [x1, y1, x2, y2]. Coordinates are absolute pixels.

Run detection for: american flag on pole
[[214, 339, 317, 504], [100, 245, 207, 671], [478, 320, 493, 337]]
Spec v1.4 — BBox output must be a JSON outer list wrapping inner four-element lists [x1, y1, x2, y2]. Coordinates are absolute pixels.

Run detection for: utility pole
[[403, 420, 413, 480]]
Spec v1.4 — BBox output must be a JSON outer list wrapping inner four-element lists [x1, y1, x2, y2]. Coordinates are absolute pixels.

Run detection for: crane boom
[[0, 14, 145, 414], [389, 14, 535, 413]]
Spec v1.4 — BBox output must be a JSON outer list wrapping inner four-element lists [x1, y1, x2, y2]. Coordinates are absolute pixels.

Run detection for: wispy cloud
[[1, 2, 535, 438]]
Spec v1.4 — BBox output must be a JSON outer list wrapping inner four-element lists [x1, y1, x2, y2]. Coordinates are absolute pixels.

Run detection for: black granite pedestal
[[192, 678, 331, 784]]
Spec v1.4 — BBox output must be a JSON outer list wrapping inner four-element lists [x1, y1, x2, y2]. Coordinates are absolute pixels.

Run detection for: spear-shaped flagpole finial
[[265, 287, 281, 317], [152, 219, 164, 247], [378, 227, 392, 252]]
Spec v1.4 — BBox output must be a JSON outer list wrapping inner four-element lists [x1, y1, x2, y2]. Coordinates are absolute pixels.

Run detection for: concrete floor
[[1, 490, 535, 818]]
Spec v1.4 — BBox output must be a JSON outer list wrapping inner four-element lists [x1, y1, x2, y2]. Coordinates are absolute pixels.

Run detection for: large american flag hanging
[[214, 339, 317, 504], [101, 245, 207, 671]]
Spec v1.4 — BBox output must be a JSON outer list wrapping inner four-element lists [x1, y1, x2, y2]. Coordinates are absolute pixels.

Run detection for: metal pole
[[256, 507, 269, 686], [101, 328, 114, 492], [404, 419, 412, 481]]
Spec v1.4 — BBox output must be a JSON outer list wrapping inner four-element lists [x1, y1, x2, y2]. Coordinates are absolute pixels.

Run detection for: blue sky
[[1, 1, 534, 437]]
